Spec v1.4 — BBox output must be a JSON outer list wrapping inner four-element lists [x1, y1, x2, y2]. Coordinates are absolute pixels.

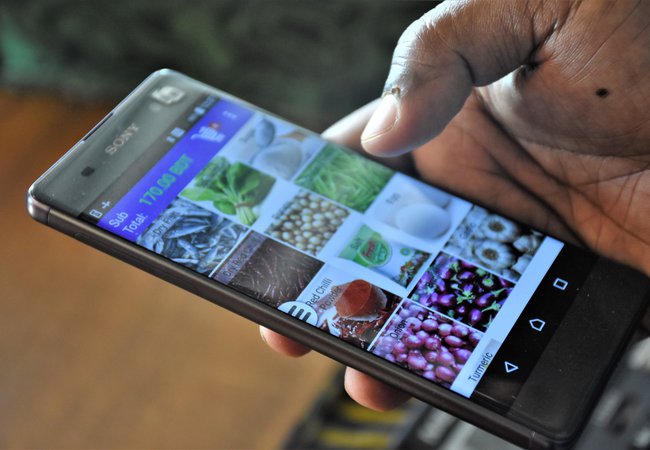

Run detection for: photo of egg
[[363, 173, 472, 252]]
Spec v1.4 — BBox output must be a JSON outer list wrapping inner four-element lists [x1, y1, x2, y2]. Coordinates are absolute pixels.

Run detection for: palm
[[264, 0, 650, 412], [411, 84, 650, 275]]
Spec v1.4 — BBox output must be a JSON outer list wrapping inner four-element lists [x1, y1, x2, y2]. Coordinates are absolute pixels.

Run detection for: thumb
[[361, 0, 564, 156]]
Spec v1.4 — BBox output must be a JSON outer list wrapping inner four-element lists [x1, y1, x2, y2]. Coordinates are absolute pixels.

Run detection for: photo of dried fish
[[214, 232, 323, 308], [137, 198, 247, 275]]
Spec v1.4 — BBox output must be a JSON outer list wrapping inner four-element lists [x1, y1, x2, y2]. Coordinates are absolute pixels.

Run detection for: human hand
[[263, 0, 650, 410]]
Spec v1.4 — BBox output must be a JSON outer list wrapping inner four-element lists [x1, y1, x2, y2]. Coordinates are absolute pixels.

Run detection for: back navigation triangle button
[[504, 361, 519, 373]]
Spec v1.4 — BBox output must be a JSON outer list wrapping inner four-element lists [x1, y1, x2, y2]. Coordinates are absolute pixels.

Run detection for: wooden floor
[[0, 90, 336, 448]]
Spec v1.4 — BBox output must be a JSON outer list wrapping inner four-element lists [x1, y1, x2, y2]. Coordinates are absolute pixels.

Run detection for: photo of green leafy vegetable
[[295, 144, 394, 212], [181, 156, 275, 226]]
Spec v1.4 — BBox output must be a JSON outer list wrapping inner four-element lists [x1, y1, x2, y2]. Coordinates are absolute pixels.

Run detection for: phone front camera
[[81, 166, 95, 177]]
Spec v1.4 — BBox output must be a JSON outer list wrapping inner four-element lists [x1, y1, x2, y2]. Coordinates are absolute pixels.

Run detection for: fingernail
[[361, 94, 399, 143]]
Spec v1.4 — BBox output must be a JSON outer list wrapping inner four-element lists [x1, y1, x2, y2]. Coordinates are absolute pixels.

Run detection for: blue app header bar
[[97, 98, 253, 241]]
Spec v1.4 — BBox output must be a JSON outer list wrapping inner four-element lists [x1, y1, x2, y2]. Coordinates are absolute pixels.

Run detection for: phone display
[[28, 71, 649, 448], [86, 91, 565, 398]]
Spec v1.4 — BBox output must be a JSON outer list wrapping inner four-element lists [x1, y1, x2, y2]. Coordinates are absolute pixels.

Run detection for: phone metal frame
[[26, 70, 650, 449]]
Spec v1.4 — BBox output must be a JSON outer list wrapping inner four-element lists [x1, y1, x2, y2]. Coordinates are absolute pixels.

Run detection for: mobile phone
[[27, 70, 650, 449]]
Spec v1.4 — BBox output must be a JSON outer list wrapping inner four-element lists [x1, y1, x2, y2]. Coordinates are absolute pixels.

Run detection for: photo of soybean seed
[[266, 190, 349, 256]]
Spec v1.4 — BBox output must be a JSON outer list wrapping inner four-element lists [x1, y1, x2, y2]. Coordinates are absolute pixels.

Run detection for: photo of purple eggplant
[[371, 301, 482, 387], [409, 253, 513, 332]]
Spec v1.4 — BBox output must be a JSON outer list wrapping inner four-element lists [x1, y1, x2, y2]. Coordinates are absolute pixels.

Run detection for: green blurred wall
[[1, 1, 436, 129]]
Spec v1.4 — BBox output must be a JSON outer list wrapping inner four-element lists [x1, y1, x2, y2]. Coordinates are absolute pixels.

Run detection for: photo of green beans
[[295, 144, 394, 212]]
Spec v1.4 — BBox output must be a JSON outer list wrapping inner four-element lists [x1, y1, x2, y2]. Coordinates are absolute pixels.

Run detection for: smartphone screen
[[60, 83, 598, 416]]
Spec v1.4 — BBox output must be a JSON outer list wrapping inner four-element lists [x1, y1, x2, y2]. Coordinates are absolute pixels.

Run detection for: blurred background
[[0, 1, 434, 448], [5, 3, 650, 449]]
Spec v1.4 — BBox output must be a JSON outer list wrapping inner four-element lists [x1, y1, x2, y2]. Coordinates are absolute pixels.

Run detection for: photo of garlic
[[443, 206, 544, 281], [473, 240, 515, 270], [479, 215, 520, 242], [220, 115, 323, 180]]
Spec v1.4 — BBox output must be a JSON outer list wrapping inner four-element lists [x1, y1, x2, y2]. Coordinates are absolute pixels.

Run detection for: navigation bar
[[470, 246, 596, 412]]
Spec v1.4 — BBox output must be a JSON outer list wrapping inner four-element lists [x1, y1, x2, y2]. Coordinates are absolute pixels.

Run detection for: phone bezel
[[26, 70, 650, 449]]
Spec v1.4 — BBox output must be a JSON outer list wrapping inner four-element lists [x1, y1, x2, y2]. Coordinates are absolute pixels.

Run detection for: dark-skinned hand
[[262, 0, 650, 411]]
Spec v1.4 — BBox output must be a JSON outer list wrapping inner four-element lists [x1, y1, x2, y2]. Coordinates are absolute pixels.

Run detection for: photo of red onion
[[409, 253, 513, 332], [371, 301, 482, 387]]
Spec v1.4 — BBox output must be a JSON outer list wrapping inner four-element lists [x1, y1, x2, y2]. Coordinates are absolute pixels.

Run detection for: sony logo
[[105, 123, 139, 155]]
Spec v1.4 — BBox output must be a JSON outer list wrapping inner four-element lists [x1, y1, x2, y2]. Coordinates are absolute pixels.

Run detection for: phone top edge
[[28, 69, 197, 216], [29, 71, 165, 193], [26, 186, 50, 224]]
